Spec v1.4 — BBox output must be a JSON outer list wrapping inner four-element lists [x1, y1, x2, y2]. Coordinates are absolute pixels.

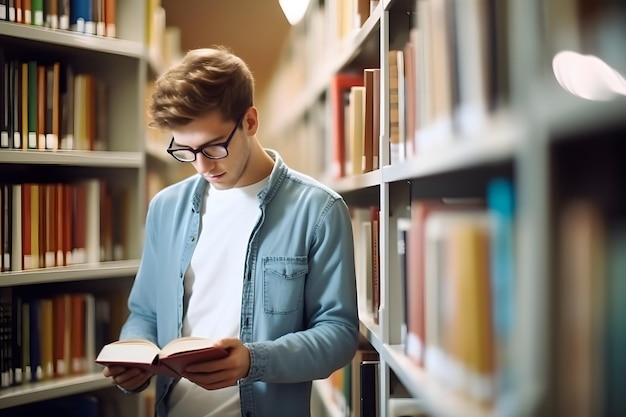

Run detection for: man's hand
[[103, 365, 153, 392], [181, 337, 251, 390]]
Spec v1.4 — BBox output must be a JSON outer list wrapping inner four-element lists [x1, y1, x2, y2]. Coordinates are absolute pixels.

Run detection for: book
[[0, 1, 7, 20], [348, 85, 365, 176], [22, 0, 30, 24], [0, 298, 12, 388], [39, 298, 54, 379], [52, 293, 71, 376], [388, 49, 401, 164], [359, 360, 379, 417], [0, 49, 8, 148], [57, 0, 69, 30], [15, 0, 22, 23], [70, 293, 85, 374], [605, 222, 626, 415], [7, 0, 15, 22], [1, 184, 10, 272], [350, 344, 379, 417], [70, 0, 94, 34], [9, 59, 22, 149], [104, 0, 115, 37], [487, 177, 515, 397], [31, 0, 42, 25], [26, 60, 37, 150], [329, 73, 363, 178], [95, 336, 229, 378], [362, 68, 376, 173], [555, 199, 604, 417], [37, 64, 45, 149], [10, 184, 21, 272], [369, 206, 380, 322], [45, 0, 58, 29]]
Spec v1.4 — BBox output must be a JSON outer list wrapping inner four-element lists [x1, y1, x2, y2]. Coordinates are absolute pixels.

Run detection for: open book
[[95, 337, 229, 378]]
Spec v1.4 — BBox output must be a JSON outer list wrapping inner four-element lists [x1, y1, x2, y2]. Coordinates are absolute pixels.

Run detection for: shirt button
[[190, 236, 195, 242]]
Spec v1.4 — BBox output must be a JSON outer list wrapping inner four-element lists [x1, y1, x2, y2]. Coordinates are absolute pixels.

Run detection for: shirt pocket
[[262, 256, 308, 314]]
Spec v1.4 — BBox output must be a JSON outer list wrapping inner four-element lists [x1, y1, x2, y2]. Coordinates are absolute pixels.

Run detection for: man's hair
[[148, 46, 255, 129]]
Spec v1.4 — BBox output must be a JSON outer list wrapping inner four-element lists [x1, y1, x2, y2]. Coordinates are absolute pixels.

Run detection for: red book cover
[[70, 293, 85, 374], [330, 73, 363, 178], [96, 337, 230, 378]]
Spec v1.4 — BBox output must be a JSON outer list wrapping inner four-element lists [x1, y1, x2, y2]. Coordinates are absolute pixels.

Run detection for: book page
[[160, 336, 219, 358], [96, 339, 160, 365]]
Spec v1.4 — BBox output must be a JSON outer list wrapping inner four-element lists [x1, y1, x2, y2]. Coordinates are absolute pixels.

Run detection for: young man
[[102, 46, 360, 417]]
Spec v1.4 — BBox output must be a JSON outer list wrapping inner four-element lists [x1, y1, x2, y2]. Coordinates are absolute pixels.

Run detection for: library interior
[[1, 0, 625, 416]]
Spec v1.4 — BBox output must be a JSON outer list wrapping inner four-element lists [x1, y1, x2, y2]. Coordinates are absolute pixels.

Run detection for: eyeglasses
[[167, 117, 242, 162]]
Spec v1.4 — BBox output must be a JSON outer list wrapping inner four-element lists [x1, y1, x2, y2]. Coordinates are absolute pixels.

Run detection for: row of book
[[325, 0, 509, 179], [0, 179, 129, 273], [0, 289, 127, 389], [332, 54, 404, 176], [350, 180, 626, 412], [351, 177, 516, 406], [0, 52, 108, 152], [0, 0, 117, 38], [329, 69, 380, 179], [327, 344, 425, 417], [327, 344, 379, 417], [398, 0, 508, 159]]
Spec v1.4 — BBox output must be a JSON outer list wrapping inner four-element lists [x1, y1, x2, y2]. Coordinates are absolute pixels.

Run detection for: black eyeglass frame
[[166, 116, 243, 162]]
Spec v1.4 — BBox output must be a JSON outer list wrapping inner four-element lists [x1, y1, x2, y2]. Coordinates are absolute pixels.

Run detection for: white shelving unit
[[0, 1, 148, 415], [265, 1, 626, 417]]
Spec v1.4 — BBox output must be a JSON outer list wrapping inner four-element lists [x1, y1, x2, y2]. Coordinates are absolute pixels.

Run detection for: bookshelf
[[261, 0, 626, 417], [143, 0, 192, 205], [0, 0, 148, 415]]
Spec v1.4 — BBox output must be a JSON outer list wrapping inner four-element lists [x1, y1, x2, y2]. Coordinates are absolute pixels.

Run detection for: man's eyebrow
[[172, 134, 228, 148]]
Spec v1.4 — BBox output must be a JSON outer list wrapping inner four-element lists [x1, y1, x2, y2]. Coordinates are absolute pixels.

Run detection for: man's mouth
[[204, 172, 225, 180]]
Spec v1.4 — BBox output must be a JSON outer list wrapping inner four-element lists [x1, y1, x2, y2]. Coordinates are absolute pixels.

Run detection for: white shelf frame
[[0, 373, 115, 409], [0, 22, 144, 58]]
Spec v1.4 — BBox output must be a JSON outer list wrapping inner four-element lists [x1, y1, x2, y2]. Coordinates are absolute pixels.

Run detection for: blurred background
[[160, 0, 291, 100]]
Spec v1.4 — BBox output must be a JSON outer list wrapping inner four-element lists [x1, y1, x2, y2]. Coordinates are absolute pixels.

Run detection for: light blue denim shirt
[[120, 149, 359, 417]]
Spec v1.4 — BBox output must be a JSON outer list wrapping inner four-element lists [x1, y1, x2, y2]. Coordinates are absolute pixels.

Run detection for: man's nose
[[194, 153, 217, 172]]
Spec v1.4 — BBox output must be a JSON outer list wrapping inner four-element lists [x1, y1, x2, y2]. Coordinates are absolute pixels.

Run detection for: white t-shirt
[[167, 178, 267, 417]]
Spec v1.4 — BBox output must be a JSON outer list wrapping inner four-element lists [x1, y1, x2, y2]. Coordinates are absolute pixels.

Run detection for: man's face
[[170, 111, 252, 190]]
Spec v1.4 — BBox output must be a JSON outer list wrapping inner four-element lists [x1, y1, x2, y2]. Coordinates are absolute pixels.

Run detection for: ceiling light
[[553, 50, 626, 101], [279, 0, 310, 25]]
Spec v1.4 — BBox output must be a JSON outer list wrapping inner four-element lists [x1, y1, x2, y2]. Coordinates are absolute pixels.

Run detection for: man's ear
[[243, 107, 259, 135]]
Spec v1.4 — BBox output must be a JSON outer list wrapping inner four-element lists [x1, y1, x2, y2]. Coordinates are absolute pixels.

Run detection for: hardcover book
[[95, 337, 229, 378]]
